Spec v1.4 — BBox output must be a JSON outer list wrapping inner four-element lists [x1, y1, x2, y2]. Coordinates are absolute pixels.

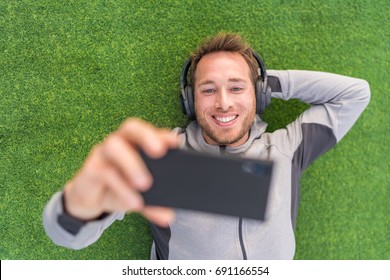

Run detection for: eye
[[202, 88, 216, 95], [231, 87, 243, 92]]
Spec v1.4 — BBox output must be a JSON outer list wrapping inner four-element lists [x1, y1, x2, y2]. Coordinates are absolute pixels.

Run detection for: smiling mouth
[[213, 115, 238, 123]]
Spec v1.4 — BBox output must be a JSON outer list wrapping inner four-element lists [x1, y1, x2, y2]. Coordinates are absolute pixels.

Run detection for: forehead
[[194, 51, 252, 83]]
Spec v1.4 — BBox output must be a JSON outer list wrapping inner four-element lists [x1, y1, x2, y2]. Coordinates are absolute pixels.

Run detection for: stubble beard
[[196, 107, 256, 146]]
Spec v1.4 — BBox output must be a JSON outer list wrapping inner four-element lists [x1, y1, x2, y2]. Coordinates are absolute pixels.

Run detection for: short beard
[[202, 124, 252, 146], [196, 109, 256, 146]]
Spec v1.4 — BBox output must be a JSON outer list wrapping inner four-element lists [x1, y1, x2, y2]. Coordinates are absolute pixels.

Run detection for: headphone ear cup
[[264, 84, 272, 108], [255, 78, 263, 115], [186, 85, 195, 120], [255, 78, 272, 115], [180, 93, 187, 115], [181, 85, 196, 120]]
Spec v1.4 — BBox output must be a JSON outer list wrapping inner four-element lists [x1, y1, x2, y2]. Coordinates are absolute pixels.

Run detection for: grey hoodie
[[43, 70, 370, 259]]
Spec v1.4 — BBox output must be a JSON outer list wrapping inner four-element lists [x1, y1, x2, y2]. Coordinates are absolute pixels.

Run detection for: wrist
[[62, 191, 109, 222], [58, 192, 109, 235]]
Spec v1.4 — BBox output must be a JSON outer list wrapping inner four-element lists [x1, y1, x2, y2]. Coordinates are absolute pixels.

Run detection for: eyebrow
[[228, 78, 247, 83], [197, 78, 248, 86], [197, 80, 215, 86]]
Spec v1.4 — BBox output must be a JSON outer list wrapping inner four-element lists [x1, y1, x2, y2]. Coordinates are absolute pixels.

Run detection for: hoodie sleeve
[[266, 70, 370, 228], [43, 191, 124, 250], [268, 70, 371, 143]]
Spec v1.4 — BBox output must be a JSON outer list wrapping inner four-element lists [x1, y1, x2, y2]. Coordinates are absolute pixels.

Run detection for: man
[[43, 32, 370, 259]]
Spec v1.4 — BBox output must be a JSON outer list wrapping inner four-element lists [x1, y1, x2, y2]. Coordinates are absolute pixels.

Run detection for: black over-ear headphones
[[180, 51, 271, 120]]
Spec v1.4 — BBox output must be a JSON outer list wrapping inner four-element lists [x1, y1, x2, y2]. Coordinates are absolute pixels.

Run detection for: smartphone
[[141, 149, 273, 220]]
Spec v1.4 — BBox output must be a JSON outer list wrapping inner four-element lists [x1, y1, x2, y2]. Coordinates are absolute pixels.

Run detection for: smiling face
[[194, 51, 256, 147]]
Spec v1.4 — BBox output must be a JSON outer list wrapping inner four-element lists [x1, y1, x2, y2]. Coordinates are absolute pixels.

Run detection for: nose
[[215, 89, 233, 111]]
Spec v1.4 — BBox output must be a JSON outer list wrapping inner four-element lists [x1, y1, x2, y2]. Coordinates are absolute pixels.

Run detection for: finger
[[101, 190, 141, 213], [100, 134, 153, 191], [141, 206, 175, 227], [117, 118, 179, 158], [101, 166, 145, 212], [63, 147, 109, 219]]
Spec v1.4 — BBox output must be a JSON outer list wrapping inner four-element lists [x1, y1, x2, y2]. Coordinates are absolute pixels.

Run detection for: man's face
[[194, 51, 256, 147]]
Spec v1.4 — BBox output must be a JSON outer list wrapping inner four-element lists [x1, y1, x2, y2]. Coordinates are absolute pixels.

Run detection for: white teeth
[[215, 115, 237, 123]]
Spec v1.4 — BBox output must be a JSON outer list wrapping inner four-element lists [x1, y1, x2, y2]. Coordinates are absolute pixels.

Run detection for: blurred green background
[[1, 0, 389, 259]]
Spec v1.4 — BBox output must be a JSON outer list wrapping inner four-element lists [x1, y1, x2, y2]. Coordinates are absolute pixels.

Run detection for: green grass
[[1, 0, 389, 260]]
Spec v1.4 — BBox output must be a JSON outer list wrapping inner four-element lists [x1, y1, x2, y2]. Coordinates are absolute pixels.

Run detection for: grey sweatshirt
[[43, 70, 370, 259]]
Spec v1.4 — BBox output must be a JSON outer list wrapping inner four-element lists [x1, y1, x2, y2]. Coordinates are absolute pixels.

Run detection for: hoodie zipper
[[218, 145, 226, 155], [219, 145, 248, 260], [239, 217, 248, 260]]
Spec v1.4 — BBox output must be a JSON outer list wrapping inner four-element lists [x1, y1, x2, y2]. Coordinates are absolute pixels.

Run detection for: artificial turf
[[1, 0, 389, 260]]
